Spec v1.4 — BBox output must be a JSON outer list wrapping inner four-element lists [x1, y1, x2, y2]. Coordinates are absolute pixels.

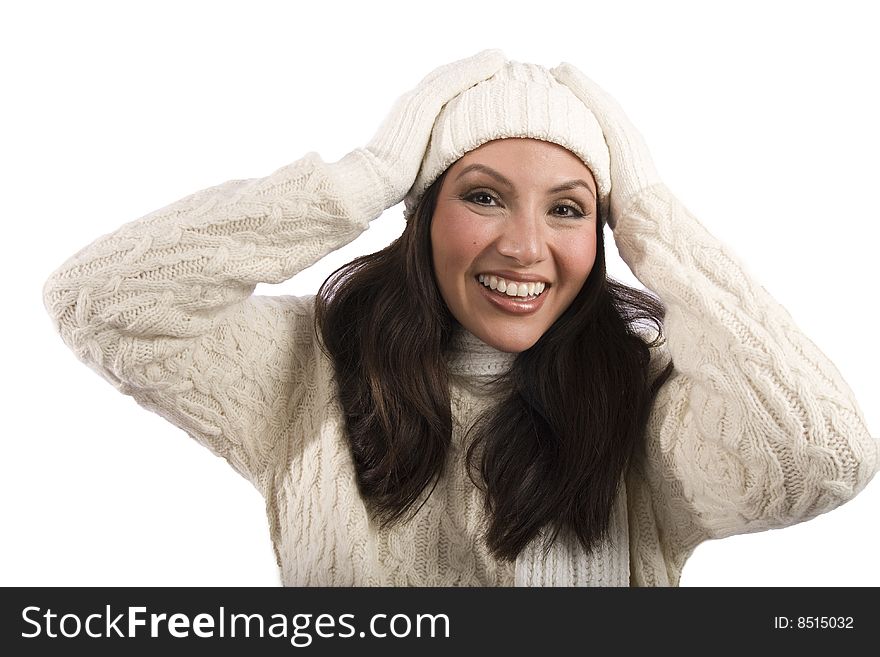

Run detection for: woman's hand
[[550, 63, 662, 230], [334, 49, 506, 218]]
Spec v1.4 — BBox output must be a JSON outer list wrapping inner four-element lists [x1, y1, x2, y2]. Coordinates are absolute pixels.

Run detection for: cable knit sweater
[[42, 150, 879, 586]]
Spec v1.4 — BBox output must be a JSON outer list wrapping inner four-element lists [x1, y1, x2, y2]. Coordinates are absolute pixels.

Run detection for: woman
[[42, 50, 878, 586]]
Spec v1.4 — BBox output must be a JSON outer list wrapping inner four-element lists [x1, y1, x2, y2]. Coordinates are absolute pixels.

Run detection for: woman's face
[[431, 138, 599, 353]]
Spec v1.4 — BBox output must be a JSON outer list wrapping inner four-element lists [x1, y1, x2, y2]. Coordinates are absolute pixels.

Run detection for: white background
[[3, 0, 878, 586]]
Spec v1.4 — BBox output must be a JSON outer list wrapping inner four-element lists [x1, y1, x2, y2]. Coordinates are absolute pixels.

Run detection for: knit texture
[[403, 60, 611, 223], [42, 150, 879, 586]]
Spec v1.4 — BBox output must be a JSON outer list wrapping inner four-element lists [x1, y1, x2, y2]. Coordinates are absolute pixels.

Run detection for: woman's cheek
[[446, 213, 493, 250], [557, 230, 597, 277]]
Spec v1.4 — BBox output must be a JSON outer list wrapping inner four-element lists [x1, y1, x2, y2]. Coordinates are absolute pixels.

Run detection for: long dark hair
[[314, 167, 673, 561]]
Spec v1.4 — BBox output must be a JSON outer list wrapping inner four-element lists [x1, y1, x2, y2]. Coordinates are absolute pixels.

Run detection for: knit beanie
[[403, 60, 612, 225]]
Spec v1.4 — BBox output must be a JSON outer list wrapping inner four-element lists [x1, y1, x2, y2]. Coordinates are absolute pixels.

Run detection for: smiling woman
[[41, 49, 878, 586], [432, 139, 600, 352], [316, 128, 670, 570]]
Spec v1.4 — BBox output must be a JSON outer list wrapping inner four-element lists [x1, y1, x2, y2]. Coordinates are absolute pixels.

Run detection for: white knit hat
[[403, 60, 612, 225]]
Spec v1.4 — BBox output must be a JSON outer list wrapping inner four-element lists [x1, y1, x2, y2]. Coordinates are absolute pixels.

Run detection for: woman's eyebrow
[[455, 163, 514, 188], [455, 163, 596, 200], [548, 179, 596, 200]]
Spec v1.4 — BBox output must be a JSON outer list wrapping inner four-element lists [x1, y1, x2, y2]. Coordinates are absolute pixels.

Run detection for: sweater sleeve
[[617, 182, 879, 571], [41, 149, 391, 494]]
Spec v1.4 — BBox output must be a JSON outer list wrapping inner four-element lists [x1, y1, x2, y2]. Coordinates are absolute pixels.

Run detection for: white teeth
[[477, 275, 548, 299]]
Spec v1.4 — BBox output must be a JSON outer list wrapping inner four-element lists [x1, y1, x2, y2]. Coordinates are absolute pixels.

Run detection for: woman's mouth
[[478, 274, 547, 299], [474, 274, 550, 315]]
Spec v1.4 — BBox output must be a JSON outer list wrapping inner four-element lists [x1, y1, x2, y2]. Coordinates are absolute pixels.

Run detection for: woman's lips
[[475, 277, 549, 315]]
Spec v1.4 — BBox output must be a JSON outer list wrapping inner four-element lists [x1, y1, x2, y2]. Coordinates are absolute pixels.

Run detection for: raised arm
[[551, 64, 879, 579], [42, 50, 506, 494]]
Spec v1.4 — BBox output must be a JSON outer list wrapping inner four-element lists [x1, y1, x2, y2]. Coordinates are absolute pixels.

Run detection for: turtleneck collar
[[446, 325, 517, 380]]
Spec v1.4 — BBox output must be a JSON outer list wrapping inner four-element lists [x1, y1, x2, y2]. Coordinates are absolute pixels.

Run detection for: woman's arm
[[41, 151, 389, 493], [617, 182, 878, 559]]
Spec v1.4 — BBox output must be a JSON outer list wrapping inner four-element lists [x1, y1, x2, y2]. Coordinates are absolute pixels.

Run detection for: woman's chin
[[469, 324, 543, 353]]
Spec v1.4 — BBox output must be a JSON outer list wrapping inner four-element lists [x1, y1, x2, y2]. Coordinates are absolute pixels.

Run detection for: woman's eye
[[553, 204, 585, 218], [465, 191, 497, 206]]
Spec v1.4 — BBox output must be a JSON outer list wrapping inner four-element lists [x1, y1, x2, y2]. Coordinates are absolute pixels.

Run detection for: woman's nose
[[495, 210, 546, 266]]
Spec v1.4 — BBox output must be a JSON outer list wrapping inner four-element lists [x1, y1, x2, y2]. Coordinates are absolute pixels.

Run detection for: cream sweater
[[42, 150, 878, 586]]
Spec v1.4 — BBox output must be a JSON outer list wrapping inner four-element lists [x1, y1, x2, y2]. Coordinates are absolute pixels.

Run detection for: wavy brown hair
[[315, 167, 673, 561]]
